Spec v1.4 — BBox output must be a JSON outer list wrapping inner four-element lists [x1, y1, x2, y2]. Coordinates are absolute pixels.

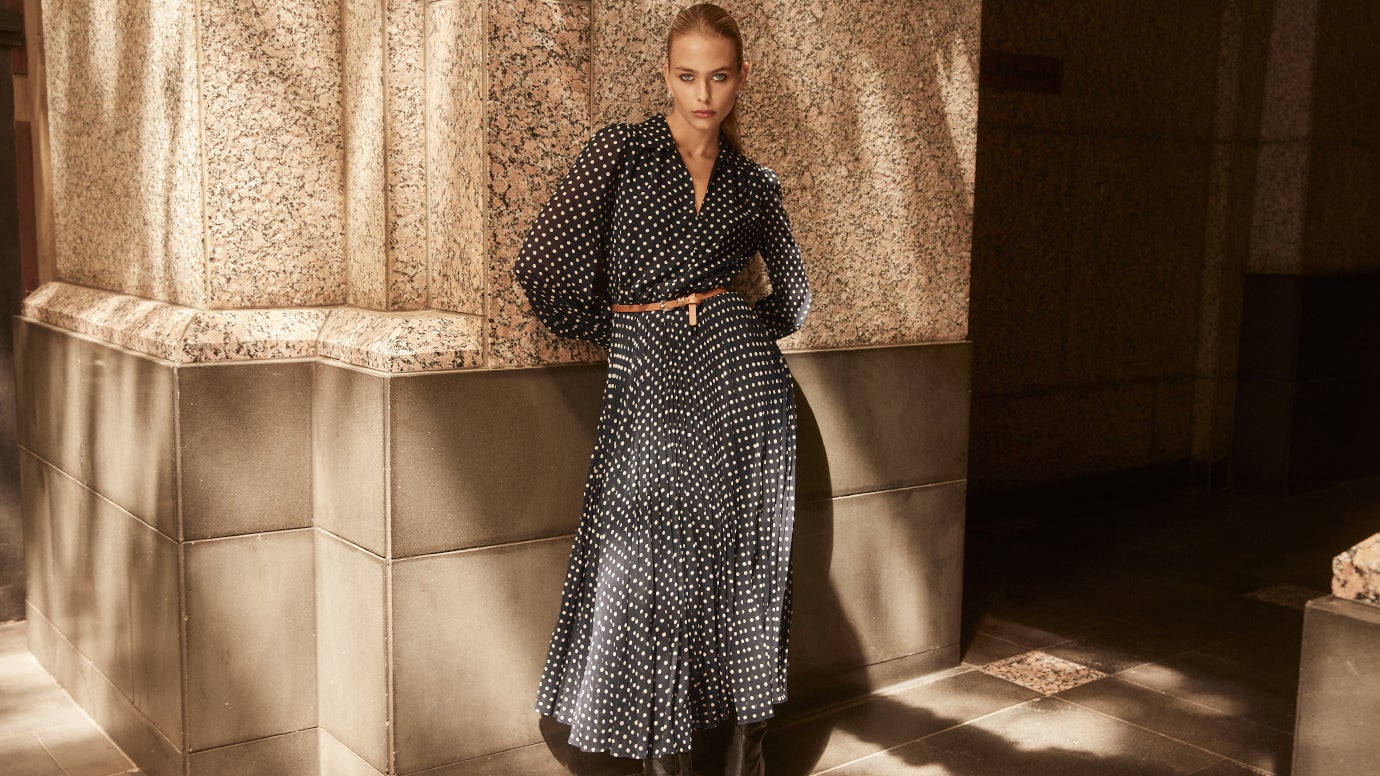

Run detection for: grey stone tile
[[959, 632, 1029, 667], [315, 532, 387, 772], [0, 625, 90, 739], [388, 363, 605, 557], [313, 362, 387, 556], [1119, 629, 1300, 734], [33, 719, 135, 776], [787, 343, 971, 502], [1057, 677, 1291, 774], [185, 530, 317, 751], [830, 696, 1219, 776], [14, 319, 88, 481], [972, 616, 1072, 650], [0, 732, 66, 776], [179, 361, 313, 539], [19, 450, 53, 619], [82, 337, 177, 538], [40, 448, 94, 652], [391, 536, 571, 772], [768, 670, 1039, 774], [127, 517, 182, 743], [82, 492, 135, 699], [317, 729, 386, 776], [789, 483, 966, 692], [1186, 760, 1271, 776], [38, 467, 135, 698], [188, 729, 318, 776], [61, 630, 181, 776], [1293, 596, 1380, 776]]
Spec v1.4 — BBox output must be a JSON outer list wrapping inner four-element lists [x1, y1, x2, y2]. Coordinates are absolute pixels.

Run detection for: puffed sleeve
[[752, 168, 812, 339], [513, 123, 627, 348]]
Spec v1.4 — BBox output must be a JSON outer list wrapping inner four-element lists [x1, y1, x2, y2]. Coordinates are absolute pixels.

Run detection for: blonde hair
[[666, 3, 746, 152]]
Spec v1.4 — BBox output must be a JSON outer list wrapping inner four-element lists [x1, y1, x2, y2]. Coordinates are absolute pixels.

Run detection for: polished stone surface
[[1332, 532, 1380, 605], [14, 473, 1380, 775], [0, 621, 136, 776], [1293, 594, 1380, 776]]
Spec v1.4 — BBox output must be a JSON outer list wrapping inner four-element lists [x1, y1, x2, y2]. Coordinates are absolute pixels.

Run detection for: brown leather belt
[[611, 287, 728, 326]]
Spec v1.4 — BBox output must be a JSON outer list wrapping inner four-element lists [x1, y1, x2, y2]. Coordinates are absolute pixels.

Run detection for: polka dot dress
[[515, 114, 811, 760]]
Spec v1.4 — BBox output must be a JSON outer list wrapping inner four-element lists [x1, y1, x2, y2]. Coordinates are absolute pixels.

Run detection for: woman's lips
[[692, 110, 715, 118]]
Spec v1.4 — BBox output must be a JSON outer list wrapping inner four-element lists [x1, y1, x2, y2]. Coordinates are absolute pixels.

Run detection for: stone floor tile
[[825, 696, 1220, 776], [979, 651, 1107, 694], [1185, 758, 1272, 775], [970, 616, 1073, 650], [1245, 583, 1327, 611], [1056, 677, 1292, 774], [0, 731, 67, 776], [35, 719, 136, 776], [1118, 630, 1302, 734], [765, 669, 1040, 774], [958, 632, 1029, 666]]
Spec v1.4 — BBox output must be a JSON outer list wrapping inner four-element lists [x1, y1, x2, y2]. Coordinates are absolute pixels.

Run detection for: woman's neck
[[665, 112, 719, 159]]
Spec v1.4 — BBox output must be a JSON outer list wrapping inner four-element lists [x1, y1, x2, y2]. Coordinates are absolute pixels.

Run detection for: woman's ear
[[740, 61, 751, 88]]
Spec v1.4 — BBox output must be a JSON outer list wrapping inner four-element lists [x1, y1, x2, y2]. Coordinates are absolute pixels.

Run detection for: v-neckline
[[661, 114, 722, 217]]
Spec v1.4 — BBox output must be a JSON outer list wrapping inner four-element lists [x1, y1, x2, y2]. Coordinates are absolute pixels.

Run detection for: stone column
[[18, 1, 980, 774]]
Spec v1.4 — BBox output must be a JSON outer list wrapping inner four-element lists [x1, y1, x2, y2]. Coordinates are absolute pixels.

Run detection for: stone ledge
[[22, 282, 483, 373], [1333, 533, 1380, 606]]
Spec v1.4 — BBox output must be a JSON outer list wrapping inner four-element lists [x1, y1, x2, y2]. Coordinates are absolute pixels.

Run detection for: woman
[[515, 5, 811, 774]]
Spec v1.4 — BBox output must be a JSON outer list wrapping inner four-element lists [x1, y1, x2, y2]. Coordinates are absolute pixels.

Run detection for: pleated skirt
[[534, 292, 798, 759]]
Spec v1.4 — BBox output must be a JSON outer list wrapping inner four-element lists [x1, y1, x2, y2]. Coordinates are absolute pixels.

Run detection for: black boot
[[642, 751, 695, 776], [724, 719, 768, 776]]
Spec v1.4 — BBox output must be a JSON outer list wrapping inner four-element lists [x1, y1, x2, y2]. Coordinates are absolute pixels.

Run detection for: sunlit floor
[[742, 472, 1379, 776], [0, 621, 136, 776], [2, 472, 1376, 776]]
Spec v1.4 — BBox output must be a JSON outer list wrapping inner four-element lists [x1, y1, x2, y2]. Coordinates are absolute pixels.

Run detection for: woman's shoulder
[[732, 152, 782, 196], [578, 116, 674, 162]]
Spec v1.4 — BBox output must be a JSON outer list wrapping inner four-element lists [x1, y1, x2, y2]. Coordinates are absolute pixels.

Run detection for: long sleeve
[[514, 123, 627, 348], [752, 169, 812, 339]]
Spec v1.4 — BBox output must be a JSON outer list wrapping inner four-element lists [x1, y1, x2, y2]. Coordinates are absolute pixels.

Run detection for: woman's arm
[[514, 123, 627, 348], [752, 168, 812, 340]]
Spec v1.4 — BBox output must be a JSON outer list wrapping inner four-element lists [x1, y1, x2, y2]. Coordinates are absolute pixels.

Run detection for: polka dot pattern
[[515, 114, 811, 759]]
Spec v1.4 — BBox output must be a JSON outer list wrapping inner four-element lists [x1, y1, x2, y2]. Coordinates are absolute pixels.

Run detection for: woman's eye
[[679, 74, 694, 81], [712, 74, 727, 81]]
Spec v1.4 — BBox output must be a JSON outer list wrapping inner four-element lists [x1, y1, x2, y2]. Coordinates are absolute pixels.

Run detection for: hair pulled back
[[666, 3, 746, 152]]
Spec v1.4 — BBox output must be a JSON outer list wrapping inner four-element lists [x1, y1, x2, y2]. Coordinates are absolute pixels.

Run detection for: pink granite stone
[[43, 0, 206, 307], [317, 308, 484, 373], [1333, 534, 1380, 607], [342, 0, 389, 310], [486, 0, 603, 368], [200, 0, 347, 308], [593, 1, 978, 354], [980, 651, 1106, 695], [427, 0, 487, 317], [21, 282, 328, 364], [385, 0, 429, 310]]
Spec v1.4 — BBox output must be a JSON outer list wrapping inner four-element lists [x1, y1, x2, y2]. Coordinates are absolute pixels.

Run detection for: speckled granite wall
[[342, 0, 388, 309], [42, 0, 206, 307], [37, 0, 979, 370], [426, 0, 486, 317], [590, 0, 977, 355], [486, 0, 601, 367], [200, 0, 345, 308], [484, 0, 979, 367]]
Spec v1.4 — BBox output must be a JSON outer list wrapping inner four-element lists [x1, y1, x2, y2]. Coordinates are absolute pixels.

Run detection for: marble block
[[1332, 533, 1380, 606]]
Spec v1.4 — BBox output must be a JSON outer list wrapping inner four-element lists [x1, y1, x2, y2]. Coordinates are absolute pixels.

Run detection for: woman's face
[[663, 32, 749, 136]]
